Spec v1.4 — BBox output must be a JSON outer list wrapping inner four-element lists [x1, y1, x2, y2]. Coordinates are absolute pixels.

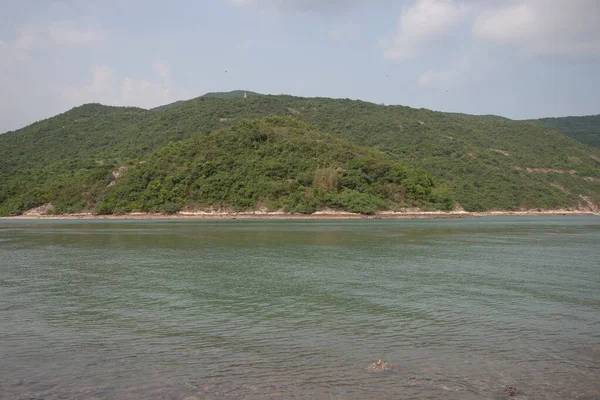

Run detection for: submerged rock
[[504, 386, 518, 396], [367, 359, 391, 372]]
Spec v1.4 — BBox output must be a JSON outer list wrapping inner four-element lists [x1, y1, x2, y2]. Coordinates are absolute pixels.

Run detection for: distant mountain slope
[[528, 115, 600, 148], [0, 103, 149, 188], [1, 93, 599, 215]]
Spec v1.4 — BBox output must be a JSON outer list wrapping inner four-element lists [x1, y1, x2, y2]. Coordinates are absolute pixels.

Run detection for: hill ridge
[[0, 93, 598, 215], [527, 114, 600, 148]]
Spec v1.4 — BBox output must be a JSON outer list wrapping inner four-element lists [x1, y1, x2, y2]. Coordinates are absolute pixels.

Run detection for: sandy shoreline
[[1, 210, 597, 220]]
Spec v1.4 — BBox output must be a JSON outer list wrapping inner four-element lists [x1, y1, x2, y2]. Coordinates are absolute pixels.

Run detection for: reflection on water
[[1, 217, 599, 399]]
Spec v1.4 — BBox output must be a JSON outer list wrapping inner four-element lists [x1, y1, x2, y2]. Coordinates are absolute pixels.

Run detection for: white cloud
[[62, 65, 117, 105], [473, 0, 600, 56], [48, 24, 107, 45], [418, 55, 470, 88], [0, 41, 64, 132], [154, 60, 170, 80], [62, 63, 188, 110], [381, 0, 599, 62], [120, 78, 174, 109], [14, 22, 107, 50], [231, 0, 367, 13], [14, 30, 39, 51], [383, 0, 469, 61], [0, 20, 110, 132], [328, 21, 359, 41]]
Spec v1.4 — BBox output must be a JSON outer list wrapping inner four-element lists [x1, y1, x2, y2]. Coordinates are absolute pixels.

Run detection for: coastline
[[1, 209, 597, 220]]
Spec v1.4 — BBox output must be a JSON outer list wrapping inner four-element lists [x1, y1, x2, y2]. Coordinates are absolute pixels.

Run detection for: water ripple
[[1, 217, 599, 399]]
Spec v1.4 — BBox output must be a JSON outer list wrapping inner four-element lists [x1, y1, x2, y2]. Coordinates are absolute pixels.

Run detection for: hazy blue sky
[[1, 0, 599, 132]]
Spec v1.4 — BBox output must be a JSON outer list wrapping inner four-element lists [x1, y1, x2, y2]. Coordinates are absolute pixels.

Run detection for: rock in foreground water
[[504, 386, 518, 396], [367, 359, 391, 372]]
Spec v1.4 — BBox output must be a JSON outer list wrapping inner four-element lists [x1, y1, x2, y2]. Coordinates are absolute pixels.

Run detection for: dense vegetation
[[528, 115, 600, 148], [96, 117, 452, 214], [0, 92, 599, 216]]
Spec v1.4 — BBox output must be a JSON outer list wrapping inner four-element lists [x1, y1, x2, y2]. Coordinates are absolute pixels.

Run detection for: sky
[[0, 0, 599, 133]]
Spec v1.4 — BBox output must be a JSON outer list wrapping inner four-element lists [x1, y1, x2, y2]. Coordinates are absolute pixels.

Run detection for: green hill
[[95, 117, 452, 215], [528, 115, 600, 148], [1, 92, 599, 215]]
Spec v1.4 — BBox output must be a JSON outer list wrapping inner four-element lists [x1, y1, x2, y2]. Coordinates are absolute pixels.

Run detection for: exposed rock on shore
[[23, 204, 54, 216]]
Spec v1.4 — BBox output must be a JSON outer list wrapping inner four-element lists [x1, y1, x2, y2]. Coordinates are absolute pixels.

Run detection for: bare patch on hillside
[[108, 166, 129, 187], [393, 118, 404, 130], [490, 148, 509, 156], [550, 183, 571, 195], [515, 167, 576, 174], [112, 166, 128, 180], [453, 203, 466, 212], [23, 204, 55, 216], [579, 195, 598, 212]]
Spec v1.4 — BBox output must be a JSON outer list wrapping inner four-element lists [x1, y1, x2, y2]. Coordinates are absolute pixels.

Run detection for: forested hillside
[[528, 115, 600, 148], [95, 117, 452, 215], [1, 92, 599, 215]]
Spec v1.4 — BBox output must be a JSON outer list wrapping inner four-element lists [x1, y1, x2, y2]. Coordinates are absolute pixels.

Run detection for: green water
[[1, 217, 599, 399]]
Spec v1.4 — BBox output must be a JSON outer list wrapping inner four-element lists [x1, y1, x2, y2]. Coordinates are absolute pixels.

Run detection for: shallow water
[[0, 217, 599, 399]]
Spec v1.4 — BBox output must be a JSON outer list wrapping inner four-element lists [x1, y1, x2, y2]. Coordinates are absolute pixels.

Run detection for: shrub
[[313, 168, 340, 191], [93, 201, 114, 215], [161, 202, 181, 214], [292, 198, 318, 214], [339, 189, 385, 214]]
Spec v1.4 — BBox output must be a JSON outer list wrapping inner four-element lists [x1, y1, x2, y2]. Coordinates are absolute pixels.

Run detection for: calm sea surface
[[1, 217, 599, 400]]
